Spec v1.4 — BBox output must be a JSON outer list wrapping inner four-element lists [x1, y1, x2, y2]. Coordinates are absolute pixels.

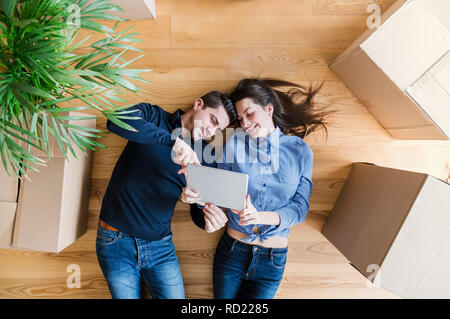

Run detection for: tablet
[[186, 164, 248, 211]]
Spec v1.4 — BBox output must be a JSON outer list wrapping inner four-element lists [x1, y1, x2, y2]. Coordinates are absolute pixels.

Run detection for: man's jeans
[[96, 225, 185, 299], [213, 232, 287, 299]]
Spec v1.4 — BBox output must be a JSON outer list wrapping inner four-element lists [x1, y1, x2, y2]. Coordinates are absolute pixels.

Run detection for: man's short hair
[[201, 91, 237, 125]]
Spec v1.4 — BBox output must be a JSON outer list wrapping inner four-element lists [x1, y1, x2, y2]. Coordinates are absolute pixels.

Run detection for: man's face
[[191, 98, 230, 140]]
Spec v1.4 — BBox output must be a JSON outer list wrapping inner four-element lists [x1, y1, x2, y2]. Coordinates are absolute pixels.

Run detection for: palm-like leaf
[[0, 0, 150, 177]]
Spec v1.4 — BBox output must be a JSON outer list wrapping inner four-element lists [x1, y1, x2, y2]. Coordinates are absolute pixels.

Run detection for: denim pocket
[[96, 226, 118, 246], [217, 236, 235, 254], [270, 251, 287, 269]]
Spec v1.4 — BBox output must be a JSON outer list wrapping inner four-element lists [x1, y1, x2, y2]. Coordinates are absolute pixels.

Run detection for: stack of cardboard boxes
[[0, 112, 95, 253], [323, 0, 450, 299]]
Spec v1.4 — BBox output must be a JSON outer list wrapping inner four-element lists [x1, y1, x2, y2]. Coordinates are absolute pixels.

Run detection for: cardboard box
[[108, 0, 156, 19], [407, 51, 450, 137], [11, 113, 96, 253], [330, 0, 450, 140], [322, 163, 450, 298], [0, 201, 17, 249]]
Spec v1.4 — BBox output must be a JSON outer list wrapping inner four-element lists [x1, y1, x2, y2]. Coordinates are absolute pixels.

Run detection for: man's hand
[[172, 138, 200, 166], [203, 203, 228, 233], [230, 195, 259, 226]]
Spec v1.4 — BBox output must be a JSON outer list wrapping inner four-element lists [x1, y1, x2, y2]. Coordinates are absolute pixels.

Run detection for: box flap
[[361, 0, 450, 91], [331, 0, 408, 65], [12, 159, 65, 252], [407, 51, 450, 138], [0, 201, 17, 248], [412, 224, 450, 298], [379, 175, 450, 298], [423, 0, 450, 31], [57, 120, 95, 252], [322, 163, 427, 279], [330, 48, 447, 139]]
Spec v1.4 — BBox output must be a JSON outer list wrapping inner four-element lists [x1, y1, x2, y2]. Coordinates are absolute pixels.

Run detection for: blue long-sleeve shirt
[[99, 103, 187, 241], [191, 127, 313, 242]]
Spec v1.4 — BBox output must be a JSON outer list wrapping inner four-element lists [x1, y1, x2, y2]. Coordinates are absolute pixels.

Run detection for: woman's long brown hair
[[230, 78, 333, 139]]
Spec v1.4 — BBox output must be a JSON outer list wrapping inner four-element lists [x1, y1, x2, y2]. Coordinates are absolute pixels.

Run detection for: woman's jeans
[[96, 225, 185, 299], [213, 231, 288, 299]]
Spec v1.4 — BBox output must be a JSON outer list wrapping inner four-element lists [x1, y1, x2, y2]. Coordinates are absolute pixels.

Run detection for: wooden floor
[[1, 0, 449, 299]]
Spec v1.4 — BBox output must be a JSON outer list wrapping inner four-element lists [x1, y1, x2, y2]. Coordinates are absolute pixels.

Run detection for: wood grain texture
[[158, 0, 314, 16], [312, 0, 398, 15], [0, 0, 449, 299]]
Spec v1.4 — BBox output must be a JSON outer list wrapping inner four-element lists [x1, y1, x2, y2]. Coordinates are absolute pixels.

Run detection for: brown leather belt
[[98, 219, 119, 232]]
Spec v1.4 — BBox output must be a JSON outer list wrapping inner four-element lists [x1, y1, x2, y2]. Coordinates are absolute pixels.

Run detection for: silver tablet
[[186, 164, 248, 211]]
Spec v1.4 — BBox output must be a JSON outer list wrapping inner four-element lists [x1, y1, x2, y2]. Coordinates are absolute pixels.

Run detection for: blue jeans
[[96, 225, 185, 299], [213, 232, 288, 299]]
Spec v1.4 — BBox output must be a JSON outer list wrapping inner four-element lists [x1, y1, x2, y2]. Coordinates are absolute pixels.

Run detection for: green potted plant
[[0, 0, 150, 178]]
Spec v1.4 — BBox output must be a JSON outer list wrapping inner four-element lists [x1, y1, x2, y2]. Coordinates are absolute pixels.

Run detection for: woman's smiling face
[[235, 98, 275, 138]]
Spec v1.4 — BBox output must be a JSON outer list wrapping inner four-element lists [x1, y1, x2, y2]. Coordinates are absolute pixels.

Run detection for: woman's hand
[[180, 187, 205, 205], [231, 195, 260, 226], [203, 203, 228, 233]]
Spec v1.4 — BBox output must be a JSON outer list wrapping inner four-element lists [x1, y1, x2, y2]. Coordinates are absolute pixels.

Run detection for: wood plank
[[312, 0, 397, 15], [91, 79, 350, 106], [140, 48, 342, 82], [158, 0, 314, 16], [0, 275, 109, 299], [311, 144, 450, 180], [277, 280, 400, 298], [171, 15, 368, 49]]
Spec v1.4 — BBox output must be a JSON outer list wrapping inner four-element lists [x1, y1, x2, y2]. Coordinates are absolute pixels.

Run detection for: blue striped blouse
[[217, 126, 313, 243]]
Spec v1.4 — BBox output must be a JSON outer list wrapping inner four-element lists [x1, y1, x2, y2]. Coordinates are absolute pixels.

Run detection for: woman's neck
[[256, 124, 276, 138]]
